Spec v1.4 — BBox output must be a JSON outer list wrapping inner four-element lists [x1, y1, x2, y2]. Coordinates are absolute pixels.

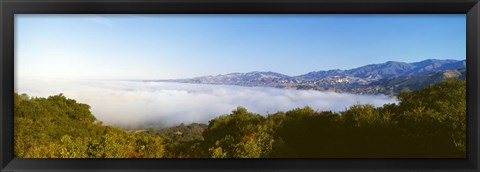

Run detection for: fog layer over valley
[[16, 78, 397, 128]]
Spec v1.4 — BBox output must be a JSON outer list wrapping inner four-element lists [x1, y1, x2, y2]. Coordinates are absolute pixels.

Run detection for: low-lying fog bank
[[16, 78, 398, 128]]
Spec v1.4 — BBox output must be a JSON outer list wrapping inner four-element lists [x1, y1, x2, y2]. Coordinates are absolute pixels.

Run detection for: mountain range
[[150, 59, 466, 95]]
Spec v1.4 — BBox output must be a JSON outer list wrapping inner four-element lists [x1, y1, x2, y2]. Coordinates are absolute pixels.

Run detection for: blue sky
[[15, 14, 466, 80]]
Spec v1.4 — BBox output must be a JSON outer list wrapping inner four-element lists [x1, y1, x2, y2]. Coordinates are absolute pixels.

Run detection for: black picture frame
[[1, 0, 479, 171]]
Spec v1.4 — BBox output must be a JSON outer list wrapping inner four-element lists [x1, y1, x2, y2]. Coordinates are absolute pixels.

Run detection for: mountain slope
[[171, 71, 292, 87], [297, 59, 465, 81], [347, 68, 466, 95], [154, 59, 466, 95]]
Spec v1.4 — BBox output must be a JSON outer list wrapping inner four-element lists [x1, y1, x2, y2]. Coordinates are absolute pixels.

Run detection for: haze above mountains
[[151, 59, 466, 95]]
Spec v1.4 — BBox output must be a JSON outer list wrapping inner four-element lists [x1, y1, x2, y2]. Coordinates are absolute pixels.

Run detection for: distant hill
[[287, 59, 466, 87], [172, 71, 291, 87], [346, 68, 466, 95], [148, 59, 466, 95], [158, 123, 208, 142]]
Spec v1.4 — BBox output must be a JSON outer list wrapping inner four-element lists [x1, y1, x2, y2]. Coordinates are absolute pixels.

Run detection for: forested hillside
[[14, 79, 466, 158], [14, 93, 165, 158]]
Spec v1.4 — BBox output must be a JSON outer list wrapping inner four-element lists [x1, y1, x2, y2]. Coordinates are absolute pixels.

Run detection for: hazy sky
[[15, 14, 466, 80]]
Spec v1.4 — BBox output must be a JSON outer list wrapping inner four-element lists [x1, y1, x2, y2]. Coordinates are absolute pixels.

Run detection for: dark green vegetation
[[15, 79, 466, 158], [14, 93, 165, 158]]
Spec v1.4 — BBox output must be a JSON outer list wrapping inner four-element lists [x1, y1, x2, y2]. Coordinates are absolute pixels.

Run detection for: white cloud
[[85, 14, 114, 28], [16, 78, 398, 128]]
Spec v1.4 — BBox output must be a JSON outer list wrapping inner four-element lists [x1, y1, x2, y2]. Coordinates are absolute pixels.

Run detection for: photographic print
[[14, 14, 466, 158]]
